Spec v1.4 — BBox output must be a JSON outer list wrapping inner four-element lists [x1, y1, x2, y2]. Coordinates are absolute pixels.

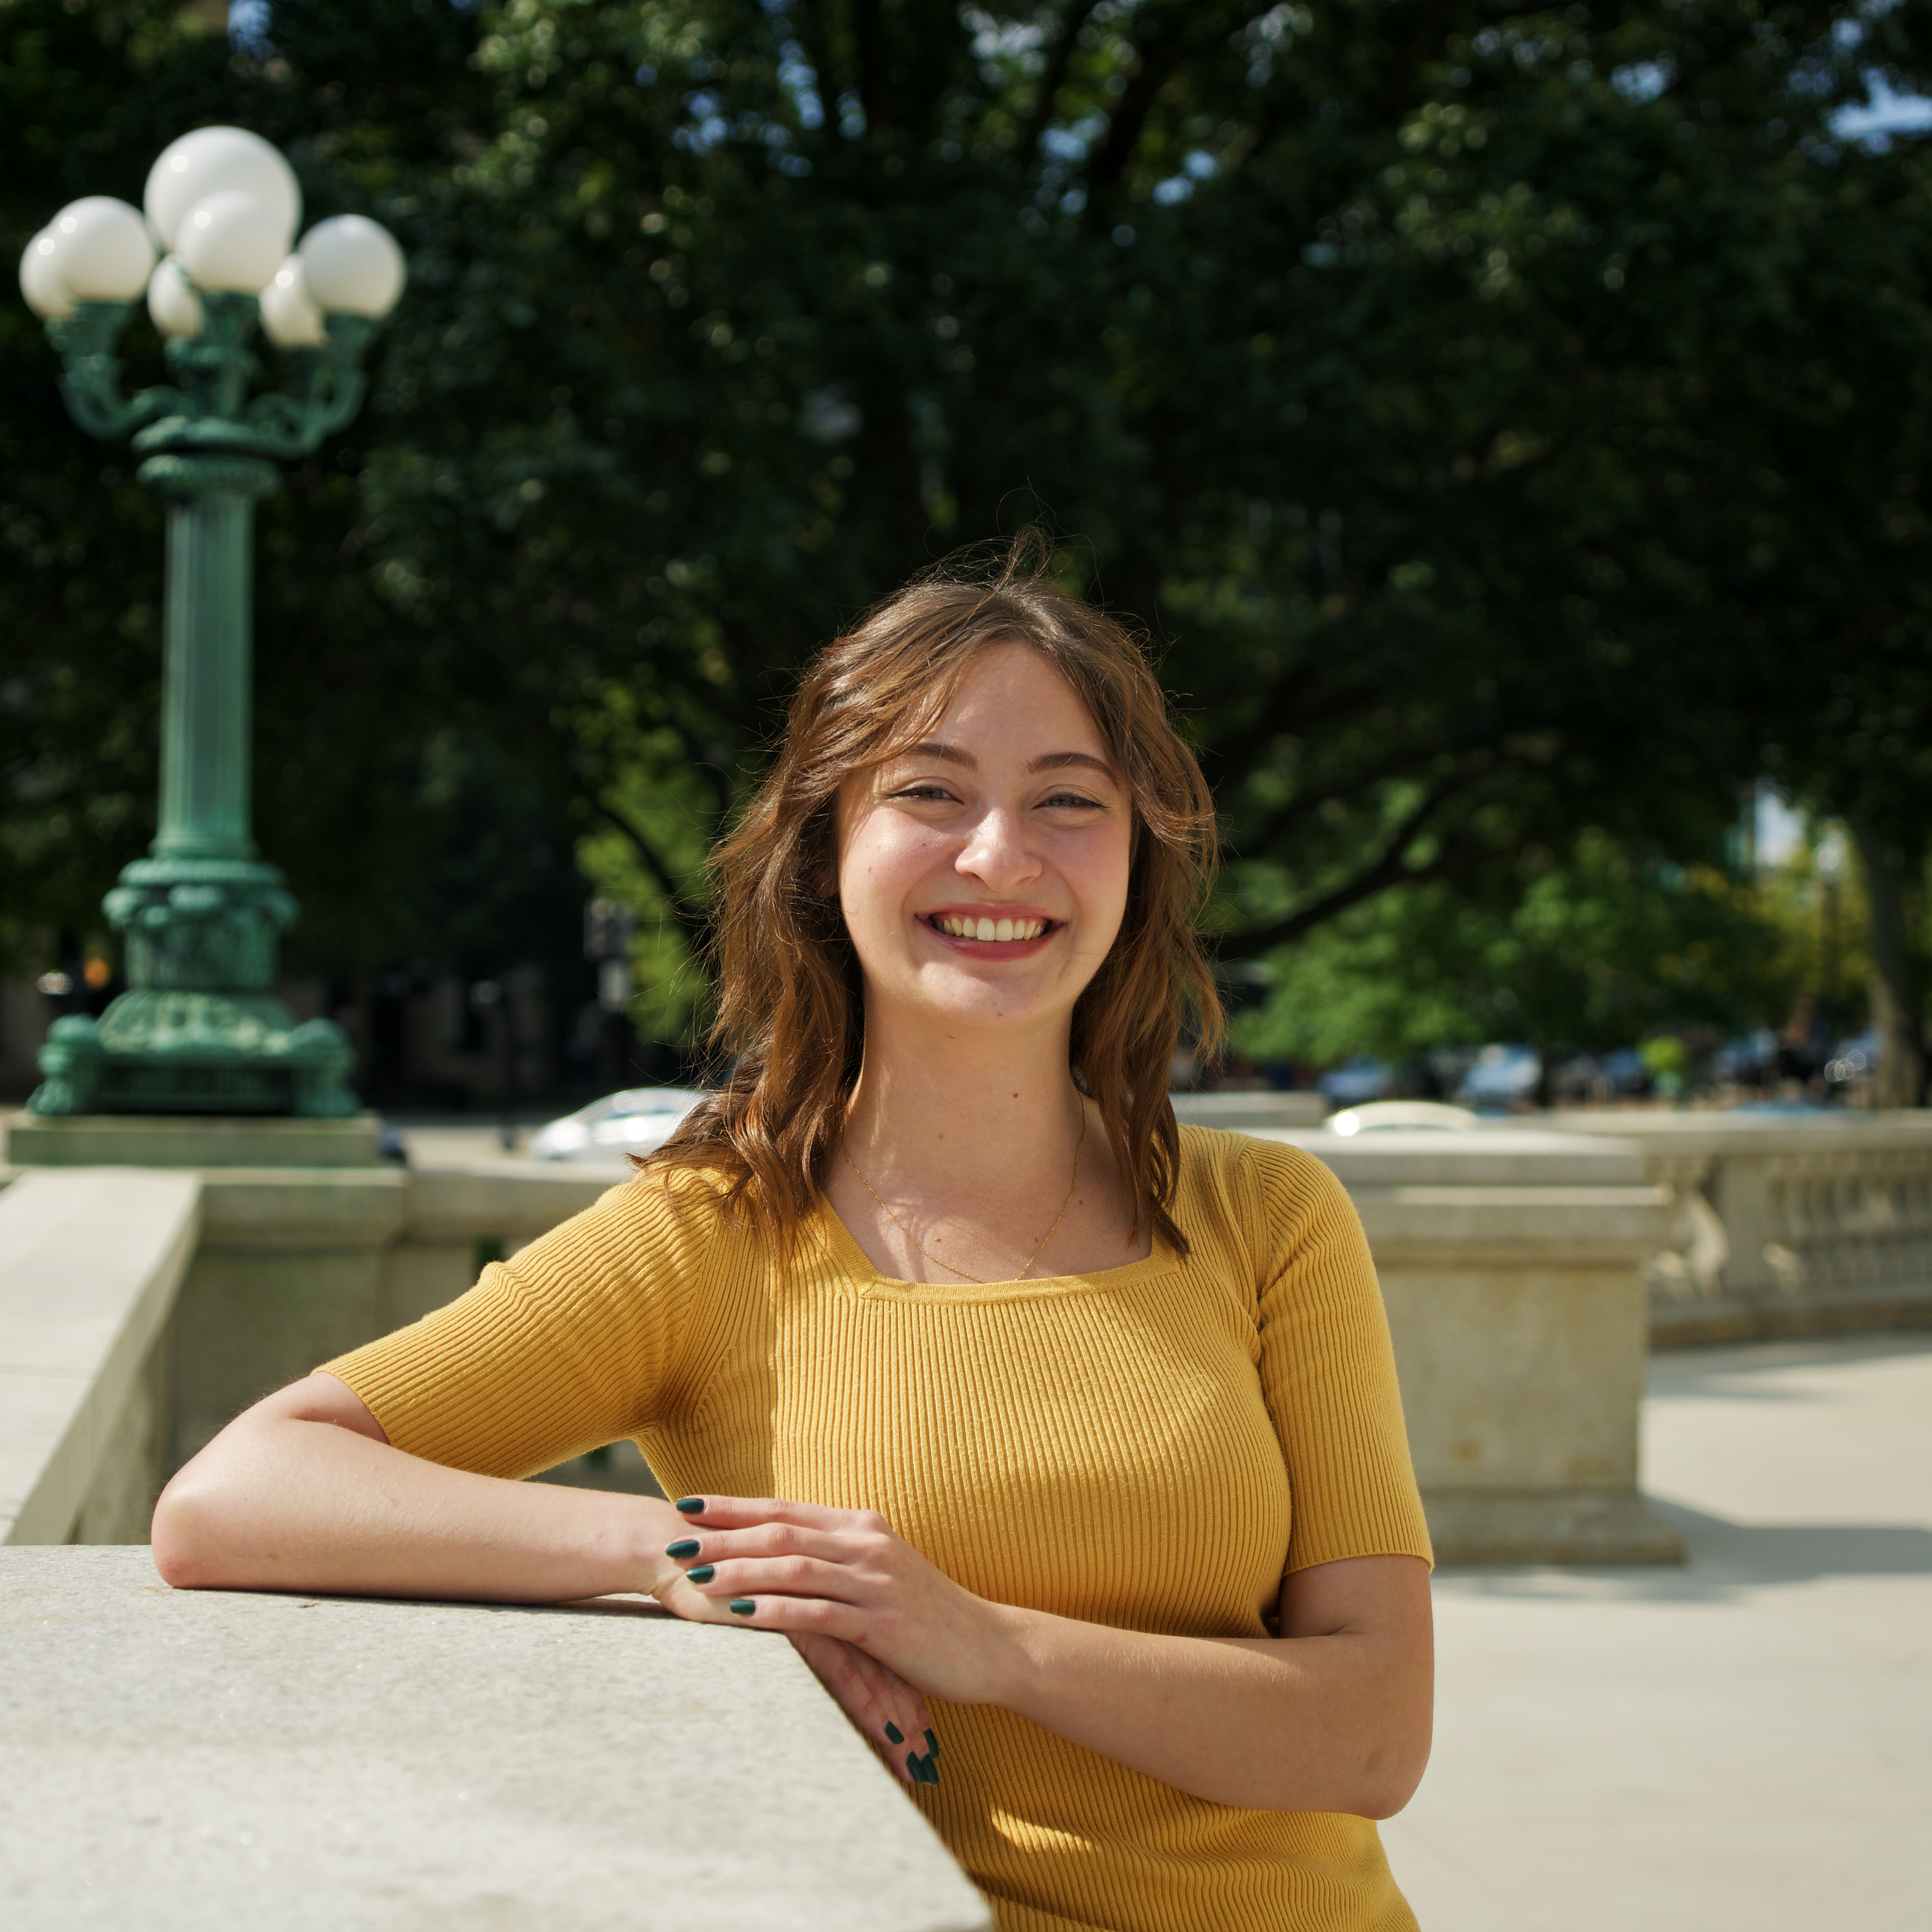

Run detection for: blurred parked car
[[1597, 1047, 1651, 1097], [1328, 1101, 1479, 1136], [529, 1087, 702, 1162], [1317, 1056, 1394, 1105], [1708, 1029, 1781, 1089], [1455, 1043, 1542, 1108]]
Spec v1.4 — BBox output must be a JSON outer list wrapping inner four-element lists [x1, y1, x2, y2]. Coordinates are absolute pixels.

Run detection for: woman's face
[[837, 642, 1133, 1048]]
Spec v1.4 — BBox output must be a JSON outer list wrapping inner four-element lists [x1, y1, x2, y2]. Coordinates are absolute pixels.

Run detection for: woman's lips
[[918, 912, 1059, 957]]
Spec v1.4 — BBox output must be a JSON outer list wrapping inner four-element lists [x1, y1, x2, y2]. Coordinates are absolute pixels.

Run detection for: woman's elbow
[[150, 1466, 232, 1589], [1353, 1723, 1433, 1820]]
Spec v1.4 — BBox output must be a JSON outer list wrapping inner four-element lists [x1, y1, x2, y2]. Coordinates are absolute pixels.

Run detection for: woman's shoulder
[[1175, 1121, 1349, 1207], [1173, 1121, 1361, 1261], [516, 1153, 756, 1285]]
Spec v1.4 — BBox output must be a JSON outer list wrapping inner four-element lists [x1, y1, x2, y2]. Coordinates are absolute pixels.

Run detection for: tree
[[1228, 826, 1857, 1077], [6, 0, 1930, 1095]]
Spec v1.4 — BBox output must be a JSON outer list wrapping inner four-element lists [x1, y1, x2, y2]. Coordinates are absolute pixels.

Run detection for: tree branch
[[793, 0, 840, 131], [1218, 779, 1475, 953], [1020, 2, 1096, 164], [591, 795, 713, 957]]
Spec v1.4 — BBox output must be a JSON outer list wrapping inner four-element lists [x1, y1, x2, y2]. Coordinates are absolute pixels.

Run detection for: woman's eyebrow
[[1029, 751, 1118, 780], [900, 739, 975, 767]]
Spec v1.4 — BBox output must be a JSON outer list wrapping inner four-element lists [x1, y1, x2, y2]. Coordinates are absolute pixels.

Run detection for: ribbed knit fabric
[[321, 1125, 1432, 1932]]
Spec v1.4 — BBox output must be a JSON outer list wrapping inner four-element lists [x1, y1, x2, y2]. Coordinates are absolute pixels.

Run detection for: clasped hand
[[648, 1495, 1020, 1787]]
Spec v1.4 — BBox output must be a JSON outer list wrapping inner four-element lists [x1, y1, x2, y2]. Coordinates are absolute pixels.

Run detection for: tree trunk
[[1849, 821, 1929, 1108]]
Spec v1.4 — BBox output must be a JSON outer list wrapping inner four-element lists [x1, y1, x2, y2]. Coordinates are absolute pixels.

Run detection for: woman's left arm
[[662, 1498, 1432, 1816]]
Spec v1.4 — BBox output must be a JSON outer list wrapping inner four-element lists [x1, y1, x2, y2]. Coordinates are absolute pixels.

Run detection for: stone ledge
[[1652, 1286, 1932, 1346], [3, 1111, 384, 1168], [1423, 1488, 1686, 1566], [0, 1171, 201, 1544], [1353, 1184, 1666, 1261], [0, 1547, 991, 1932], [196, 1170, 408, 1250], [405, 1164, 618, 1239], [1258, 1126, 1651, 1189]]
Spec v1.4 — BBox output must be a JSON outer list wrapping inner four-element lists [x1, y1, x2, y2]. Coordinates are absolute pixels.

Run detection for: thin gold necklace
[[841, 1104, 1087, 1285]]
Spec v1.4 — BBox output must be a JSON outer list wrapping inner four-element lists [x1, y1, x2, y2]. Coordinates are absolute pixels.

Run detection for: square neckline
[[811, 1189, 1180, 1303]]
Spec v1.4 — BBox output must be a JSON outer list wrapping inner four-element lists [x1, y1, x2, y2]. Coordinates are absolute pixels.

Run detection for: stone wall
[[3, 1116, 1676, 1565], [1547, 1111, 1932, 1343], [1261, 1128, 1675, 1563]]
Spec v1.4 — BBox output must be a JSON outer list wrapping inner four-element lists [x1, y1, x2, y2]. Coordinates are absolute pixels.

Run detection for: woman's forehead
[[886, 645, 1110, 758]]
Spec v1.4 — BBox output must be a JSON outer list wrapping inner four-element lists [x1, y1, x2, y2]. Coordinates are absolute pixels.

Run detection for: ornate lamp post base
[[35, 997, 356, 1118], [31, 853, 357, 1119]]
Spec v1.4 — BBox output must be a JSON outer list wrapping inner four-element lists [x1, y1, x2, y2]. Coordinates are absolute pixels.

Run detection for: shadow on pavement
[[1436, 1496, 1932, 1602]]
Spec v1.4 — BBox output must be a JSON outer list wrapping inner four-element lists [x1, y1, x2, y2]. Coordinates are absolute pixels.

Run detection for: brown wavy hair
[[645, 532, 1223, 1259]]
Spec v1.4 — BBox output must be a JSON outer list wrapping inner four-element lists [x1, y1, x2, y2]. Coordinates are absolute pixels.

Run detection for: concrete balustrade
[[1263, 1128, 1678, 1564], [0, 1135, 614, 1544], [0, 1169, 200, 1545], [3, 1107, 1679, 1566], [0, 1544, 991, 1932], [1547, 1110, 1932, 1343]]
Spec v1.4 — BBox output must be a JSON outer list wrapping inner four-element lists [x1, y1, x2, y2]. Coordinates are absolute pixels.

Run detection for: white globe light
[[299, 214, 406, 318], [144, 125, 300, 253], [147, 256, 205, 338], [258, 253, 328, 348], [45, 196, 157, 301], [176, 190, 288, 294], [19, 231, 73, 320]]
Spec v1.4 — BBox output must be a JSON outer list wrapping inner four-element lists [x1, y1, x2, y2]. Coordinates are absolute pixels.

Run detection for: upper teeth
[[935, 915, 1046, 942]]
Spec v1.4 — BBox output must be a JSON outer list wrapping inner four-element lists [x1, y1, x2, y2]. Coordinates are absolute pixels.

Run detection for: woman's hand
[[649, 1493, 1022, 1778], [785, 1634, 941, 1787]]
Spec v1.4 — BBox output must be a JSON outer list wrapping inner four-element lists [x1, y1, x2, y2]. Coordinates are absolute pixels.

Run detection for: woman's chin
[[888, 966, 1071, 1031]]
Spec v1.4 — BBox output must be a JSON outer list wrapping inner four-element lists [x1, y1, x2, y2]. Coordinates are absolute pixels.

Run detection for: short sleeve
[[1233, 1139, 1434, 1573], [318, 1168, 728, 1481]]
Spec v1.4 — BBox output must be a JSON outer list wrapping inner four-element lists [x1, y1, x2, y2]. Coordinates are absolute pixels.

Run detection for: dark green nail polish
[[665, 1539, 700, 1559], [915, 1755, 940, 1786], [905, 1751, 921, 1779], [884, 1722, 904, 1745], [924, 1728, 938, 1757], [674, 1496, 705, 1515], [729, 1598, 756, 1616], [686, 1564, 715, 1584]]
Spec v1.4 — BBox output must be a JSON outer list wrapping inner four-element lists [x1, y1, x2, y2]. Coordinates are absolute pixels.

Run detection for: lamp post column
[[153, 456, 275, 862], [35, 448, 349, 1117]]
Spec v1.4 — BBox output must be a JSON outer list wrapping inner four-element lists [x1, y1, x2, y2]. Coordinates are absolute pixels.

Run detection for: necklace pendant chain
[[842, 1103, 1087, 1286]]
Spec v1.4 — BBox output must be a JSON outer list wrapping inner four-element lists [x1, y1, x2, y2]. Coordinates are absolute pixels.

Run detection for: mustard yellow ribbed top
[[322, 1125, 1432, 1932]]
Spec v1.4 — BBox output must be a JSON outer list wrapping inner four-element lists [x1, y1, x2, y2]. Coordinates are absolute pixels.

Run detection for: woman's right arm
[[153, 1371, 938, 1781], [151, 1371, 690, 1603]]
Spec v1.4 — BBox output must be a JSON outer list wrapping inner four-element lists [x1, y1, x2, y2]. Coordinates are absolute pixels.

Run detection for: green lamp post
[[17, 128, 405, 1118]]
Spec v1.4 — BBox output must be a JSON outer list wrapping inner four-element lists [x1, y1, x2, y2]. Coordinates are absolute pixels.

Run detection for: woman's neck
[[840, 1008, 1083, 1201]]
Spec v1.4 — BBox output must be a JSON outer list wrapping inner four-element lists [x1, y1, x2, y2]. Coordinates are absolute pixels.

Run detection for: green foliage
[[1231, 831, 1796, 1066], [4, 0, 1931, 1073]]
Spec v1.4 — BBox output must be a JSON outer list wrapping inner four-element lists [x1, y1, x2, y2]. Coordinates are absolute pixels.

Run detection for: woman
[[154, 536, 1434, 1932]]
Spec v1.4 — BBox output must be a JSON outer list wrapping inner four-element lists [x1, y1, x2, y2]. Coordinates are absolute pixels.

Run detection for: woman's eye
[[1042, 791, 1104, 811], [891, 784, 955, 802]]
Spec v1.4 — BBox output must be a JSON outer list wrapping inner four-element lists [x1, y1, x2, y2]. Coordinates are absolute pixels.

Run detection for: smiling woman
[[151, 532, 1435, 1932]]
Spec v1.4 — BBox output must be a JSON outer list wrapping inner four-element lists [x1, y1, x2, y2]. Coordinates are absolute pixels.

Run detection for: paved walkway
[[1382, 1332, 1932, 1930]]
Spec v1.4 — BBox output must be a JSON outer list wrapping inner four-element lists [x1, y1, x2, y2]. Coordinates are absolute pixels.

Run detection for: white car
[[528, 1088, 703, 1162]]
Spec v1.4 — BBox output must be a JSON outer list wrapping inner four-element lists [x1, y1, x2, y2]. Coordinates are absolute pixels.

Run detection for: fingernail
[[686, 1564, 715, 1584], [905, 1751, 921, 1781], [674, 1496, 706, 1515], [924, 1728, 938, 1757], [884, 1722, 904, 1745], [729, 1598, 756, 1616], [665, 1539, 700, 1559], [915, 1755, 940, 1786]]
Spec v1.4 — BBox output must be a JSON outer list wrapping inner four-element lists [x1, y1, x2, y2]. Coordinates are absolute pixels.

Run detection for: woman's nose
[[955, 808, 1041, 890]]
